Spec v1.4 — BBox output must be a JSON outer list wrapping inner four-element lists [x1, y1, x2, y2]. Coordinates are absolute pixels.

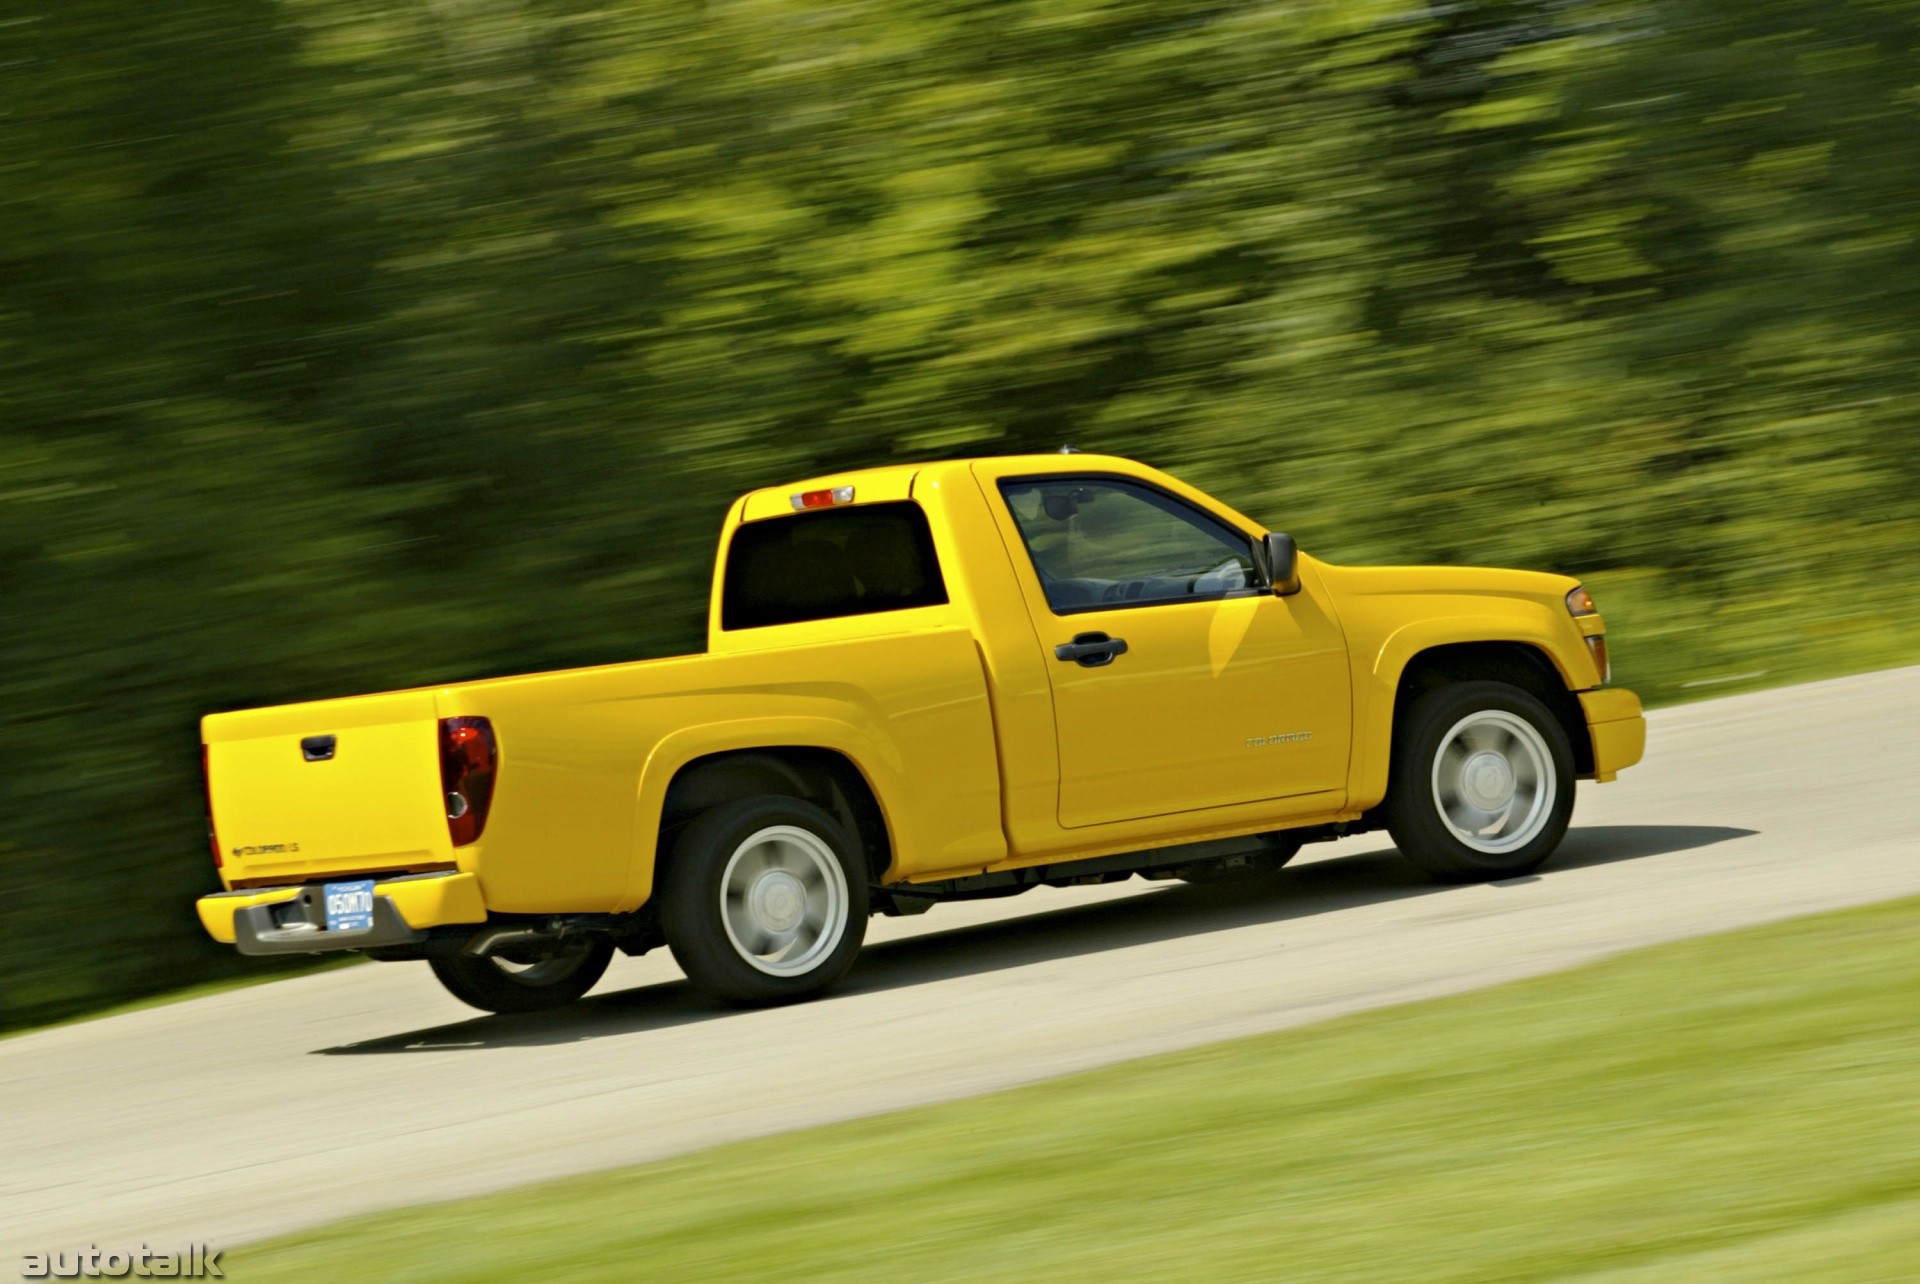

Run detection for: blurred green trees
[[3, 0, 1916, 1028]]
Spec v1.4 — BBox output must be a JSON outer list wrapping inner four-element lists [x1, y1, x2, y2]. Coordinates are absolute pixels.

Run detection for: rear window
[[721, 502, 949, 630]]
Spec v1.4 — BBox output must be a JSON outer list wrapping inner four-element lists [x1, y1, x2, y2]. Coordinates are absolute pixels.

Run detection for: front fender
[[1348, 610, 1589, 811]]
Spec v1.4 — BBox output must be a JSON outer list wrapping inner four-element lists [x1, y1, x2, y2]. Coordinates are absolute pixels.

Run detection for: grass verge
[[232, 896, 1920, 1282]]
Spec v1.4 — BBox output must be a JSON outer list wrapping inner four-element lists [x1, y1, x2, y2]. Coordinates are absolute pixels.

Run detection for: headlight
[[1566, 586, 1597, 617]]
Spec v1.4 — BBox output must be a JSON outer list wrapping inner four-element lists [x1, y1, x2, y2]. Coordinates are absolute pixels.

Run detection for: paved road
[[4, 667, 1918, 1265]]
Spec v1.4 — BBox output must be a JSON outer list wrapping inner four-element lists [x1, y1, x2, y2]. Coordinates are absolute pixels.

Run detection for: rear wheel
[[1385, 680, 1575, 883], [429, 938, 613, 1014], [662, 795, 869, 1005]]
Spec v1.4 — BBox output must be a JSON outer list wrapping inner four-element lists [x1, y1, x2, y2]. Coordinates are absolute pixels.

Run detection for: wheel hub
[[1460, 750, 1516, 812], [721, 825, 853, 977], [748, 870, 807, 933], [1428, 708, 1558, 855]]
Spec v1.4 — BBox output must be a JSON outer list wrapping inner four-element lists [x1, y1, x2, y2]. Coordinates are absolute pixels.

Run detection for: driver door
[[990, 472, 1351, 829]]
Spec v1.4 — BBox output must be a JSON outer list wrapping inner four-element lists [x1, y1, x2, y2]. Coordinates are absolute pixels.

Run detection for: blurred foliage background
[[3, 0, 1917, 1029]]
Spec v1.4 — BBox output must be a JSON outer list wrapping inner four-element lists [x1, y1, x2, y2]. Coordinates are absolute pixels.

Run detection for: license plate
[[323, 879, 376, 933]]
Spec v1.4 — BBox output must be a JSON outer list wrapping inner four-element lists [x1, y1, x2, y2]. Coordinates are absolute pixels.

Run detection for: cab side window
[[999, 477, 1259, 613]]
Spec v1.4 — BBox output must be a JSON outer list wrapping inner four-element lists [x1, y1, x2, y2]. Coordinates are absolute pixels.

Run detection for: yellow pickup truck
[[197, 453, 1643, 1013]]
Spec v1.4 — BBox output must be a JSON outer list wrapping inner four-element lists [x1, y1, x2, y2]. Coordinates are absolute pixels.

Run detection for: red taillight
[[203, 744, 222, 868], [438, 717, 498, 846]]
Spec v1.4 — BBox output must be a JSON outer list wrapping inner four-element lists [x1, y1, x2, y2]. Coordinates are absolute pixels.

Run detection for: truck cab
[[198, 454, 1644, 1013]]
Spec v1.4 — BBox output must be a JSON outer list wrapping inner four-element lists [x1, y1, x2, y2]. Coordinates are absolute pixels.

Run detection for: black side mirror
[[1260, 532, 1301, 596]]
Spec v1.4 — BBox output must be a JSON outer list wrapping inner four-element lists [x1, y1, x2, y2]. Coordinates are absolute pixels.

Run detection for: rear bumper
[[197, 870, 487, 954], [1579, 687, 1646, 783]]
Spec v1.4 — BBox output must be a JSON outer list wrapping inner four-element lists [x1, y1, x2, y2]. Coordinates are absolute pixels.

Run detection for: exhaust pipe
[[461, 925, 563, 957]]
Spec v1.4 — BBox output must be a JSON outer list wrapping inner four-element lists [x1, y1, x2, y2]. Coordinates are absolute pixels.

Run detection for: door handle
[[1054, 631, 1129, 667]]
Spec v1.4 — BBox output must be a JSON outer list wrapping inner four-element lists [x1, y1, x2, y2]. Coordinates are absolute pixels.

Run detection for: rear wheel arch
[[657, 747, 893, 889]]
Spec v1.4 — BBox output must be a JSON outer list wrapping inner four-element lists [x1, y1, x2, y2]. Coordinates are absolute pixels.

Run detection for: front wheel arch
[[1390, 641, 1592, 779]]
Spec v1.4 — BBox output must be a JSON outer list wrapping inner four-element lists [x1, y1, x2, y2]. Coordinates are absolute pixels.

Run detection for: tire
[[1177, 832, 1303, 883], [429, 938, 614, 1014], [1385, 679, 1575, 883], [661, 795, 870, 1005]]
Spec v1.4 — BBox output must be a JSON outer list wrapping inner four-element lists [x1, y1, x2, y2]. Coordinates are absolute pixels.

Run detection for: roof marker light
[[791, 485, 855, 510]]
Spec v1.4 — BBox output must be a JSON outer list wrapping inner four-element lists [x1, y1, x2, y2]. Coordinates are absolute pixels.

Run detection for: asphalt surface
[[4, 666, 1918, 1266]]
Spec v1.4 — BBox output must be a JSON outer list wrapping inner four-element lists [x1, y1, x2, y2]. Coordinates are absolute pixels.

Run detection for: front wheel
[[1385, 680, 1575, 883], [429, 938, 614, 1014], [661, 795, 870, 1005]]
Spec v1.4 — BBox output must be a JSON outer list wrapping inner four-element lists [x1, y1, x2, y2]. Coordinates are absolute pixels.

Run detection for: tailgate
[[205, 690, 455, 886]]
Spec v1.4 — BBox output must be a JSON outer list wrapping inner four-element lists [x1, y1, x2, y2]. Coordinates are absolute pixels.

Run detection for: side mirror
[[1260, 532, 1301, 596]]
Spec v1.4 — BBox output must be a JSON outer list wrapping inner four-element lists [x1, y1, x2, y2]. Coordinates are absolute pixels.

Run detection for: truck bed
[[204, 627, 1006, 908]]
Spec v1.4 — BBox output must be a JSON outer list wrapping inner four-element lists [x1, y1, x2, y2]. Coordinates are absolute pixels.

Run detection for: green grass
[[232, 897, 1920, 1282]]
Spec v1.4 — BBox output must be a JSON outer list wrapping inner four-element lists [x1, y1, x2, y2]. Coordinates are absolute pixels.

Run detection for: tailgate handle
[[301, 734, 337, 762]]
